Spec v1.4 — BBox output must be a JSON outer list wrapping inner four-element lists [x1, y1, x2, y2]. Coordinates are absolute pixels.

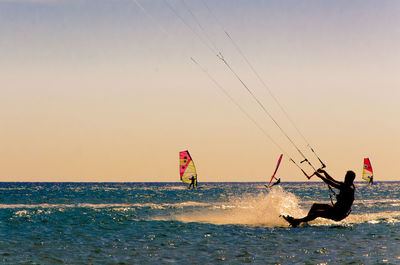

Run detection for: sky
[[1, 0, 399, 182]]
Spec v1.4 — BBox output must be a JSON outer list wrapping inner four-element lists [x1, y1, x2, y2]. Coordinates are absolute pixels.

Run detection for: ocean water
[[0, 182, 398, 264]]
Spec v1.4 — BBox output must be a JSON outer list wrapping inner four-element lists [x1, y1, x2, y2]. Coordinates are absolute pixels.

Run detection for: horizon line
[[0, 181, 395, 183]]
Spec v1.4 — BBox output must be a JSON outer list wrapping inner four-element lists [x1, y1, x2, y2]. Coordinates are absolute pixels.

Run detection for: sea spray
[[170, 186, 306, 227]]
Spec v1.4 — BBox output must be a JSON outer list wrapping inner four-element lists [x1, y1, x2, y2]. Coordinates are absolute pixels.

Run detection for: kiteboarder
[[188, 176, 196, 189], [282, 168, 355, 227]]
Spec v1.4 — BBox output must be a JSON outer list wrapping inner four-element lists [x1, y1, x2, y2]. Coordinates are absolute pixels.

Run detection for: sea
[[0, 182, 398, 264]]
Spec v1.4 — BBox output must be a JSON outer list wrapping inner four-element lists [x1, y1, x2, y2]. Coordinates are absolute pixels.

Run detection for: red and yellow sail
[[179, 150, 197, 185], [362, 158, 373, 184]]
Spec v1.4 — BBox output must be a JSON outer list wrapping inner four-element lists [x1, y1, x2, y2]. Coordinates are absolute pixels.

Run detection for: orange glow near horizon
[[1, 0, 399, 182]]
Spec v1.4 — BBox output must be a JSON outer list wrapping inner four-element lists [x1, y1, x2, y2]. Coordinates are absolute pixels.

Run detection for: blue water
[[0, 182, 399, 264]]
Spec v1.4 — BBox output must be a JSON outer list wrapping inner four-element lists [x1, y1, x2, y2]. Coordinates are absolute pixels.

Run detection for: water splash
[[169, 186, 306, 227], [162, 186, 400, 227]]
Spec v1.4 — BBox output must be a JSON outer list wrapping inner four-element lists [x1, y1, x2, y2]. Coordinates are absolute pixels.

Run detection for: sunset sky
[[1, 0, 399, 182]]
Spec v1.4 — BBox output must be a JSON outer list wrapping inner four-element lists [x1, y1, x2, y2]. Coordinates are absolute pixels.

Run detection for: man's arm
[[314, 169, 341, 189]]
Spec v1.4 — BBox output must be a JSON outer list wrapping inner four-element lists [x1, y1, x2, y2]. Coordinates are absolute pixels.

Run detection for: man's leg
[[284, 203, 333, 227], [297, 203, 332, 223]]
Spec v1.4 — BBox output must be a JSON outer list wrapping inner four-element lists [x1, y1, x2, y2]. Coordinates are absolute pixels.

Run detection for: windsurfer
[[283, 169, 355, 227], [269, 178, 281, 188], [188, 176, 196, 189]]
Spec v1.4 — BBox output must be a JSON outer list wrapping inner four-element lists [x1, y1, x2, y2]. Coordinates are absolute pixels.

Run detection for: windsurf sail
[[179, 150, 197, 186], [267, 154, 283, 187], [362, 158, 373, 184]]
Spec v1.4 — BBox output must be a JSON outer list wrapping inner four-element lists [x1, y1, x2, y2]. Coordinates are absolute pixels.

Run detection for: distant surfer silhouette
[[283, 168, 355, 227], [265, 178, 281, 188], [265, 154, 283, 188], [188, 176, 196, 189]]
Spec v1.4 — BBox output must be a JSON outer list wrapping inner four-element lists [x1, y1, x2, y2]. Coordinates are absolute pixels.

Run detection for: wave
[[0, 201, 212, 210], [155, 187, 400, 227], [3, 186, 399, 227]]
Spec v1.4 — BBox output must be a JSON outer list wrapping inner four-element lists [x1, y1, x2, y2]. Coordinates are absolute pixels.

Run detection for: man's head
[[344, 170, 356, 185]]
